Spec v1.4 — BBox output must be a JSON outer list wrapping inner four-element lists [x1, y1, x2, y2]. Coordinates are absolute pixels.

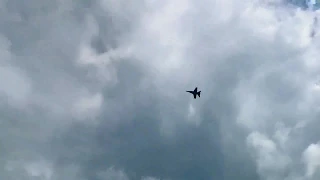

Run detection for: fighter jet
[[186, 87, 201, 99]]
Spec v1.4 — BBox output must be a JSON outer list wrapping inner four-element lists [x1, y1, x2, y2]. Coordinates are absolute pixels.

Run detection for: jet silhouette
[[186, 87, 201, 99]]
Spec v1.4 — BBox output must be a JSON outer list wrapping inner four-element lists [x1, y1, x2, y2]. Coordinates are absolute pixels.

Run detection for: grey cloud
[[2, 0, 320, 180]]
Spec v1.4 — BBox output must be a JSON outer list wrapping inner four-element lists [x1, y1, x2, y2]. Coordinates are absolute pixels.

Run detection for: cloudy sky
[[2, 0, 320, 180]]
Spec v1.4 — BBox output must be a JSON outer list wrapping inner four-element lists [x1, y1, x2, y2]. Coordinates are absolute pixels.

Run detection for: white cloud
[[97, 167, 129, 180], [303, 143, 320, 178], [4, 159, 53, 180], [141, 177, 161, 180], [72, 92, 103, 121], [247, 131, 292, 178], [24, 160, 53, 180], [0, 65, 32, 107], [0, 35, 32, 108]]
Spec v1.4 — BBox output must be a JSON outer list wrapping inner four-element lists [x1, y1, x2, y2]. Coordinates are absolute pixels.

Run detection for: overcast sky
[[1, 0, 320, 180]]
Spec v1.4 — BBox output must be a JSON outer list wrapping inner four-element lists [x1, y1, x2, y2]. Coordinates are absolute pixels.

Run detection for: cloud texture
[[1, 0, 320, 179]]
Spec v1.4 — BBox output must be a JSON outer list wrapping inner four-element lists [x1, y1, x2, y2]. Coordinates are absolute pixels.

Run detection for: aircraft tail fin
[[197, 91, 201, 97]]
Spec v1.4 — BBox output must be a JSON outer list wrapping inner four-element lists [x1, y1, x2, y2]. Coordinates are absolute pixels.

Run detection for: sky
[[1, 0, 320, 180]]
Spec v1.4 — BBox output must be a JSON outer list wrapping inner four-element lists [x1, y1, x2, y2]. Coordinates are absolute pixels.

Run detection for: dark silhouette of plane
[[186, 87, 201, 99]]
